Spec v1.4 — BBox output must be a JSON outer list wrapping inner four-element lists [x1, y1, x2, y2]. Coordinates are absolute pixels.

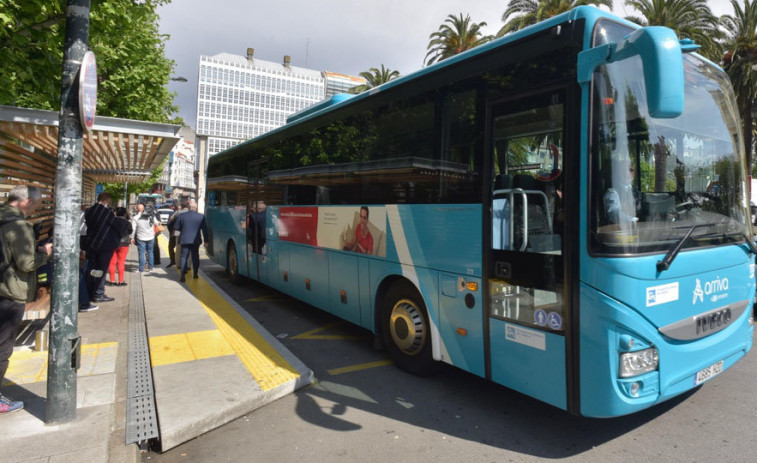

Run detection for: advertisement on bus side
[[278, 206, 387, 257]]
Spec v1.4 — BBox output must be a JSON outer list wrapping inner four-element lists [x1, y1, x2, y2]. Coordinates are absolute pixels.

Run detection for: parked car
[[156, 208, 174, 225]]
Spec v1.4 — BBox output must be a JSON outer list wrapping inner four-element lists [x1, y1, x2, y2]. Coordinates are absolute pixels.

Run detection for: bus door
[[246, 160, 268, 284], [486, 89, 569, 409]]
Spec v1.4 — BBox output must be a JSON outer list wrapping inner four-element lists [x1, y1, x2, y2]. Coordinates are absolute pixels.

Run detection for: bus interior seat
[[494, 174, 513, 191], [513, 174, 559, 252], [645, 193, 674, 221]]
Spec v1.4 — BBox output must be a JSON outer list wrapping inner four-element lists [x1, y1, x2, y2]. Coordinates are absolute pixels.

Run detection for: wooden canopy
[[0, 105, 181, 185]]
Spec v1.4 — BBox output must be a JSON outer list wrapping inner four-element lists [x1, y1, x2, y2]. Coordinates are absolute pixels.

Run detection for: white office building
[[196, 49, 364, 156], [158, 127, 197, 197], [324, 71, 366, 98]]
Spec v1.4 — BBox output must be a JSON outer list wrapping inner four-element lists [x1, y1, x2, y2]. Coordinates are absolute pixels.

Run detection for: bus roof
[[209, 6, 634, 165]]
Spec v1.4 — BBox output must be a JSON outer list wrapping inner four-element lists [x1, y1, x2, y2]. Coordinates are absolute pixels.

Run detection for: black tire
[[380, 281, 437, 376], [227, 242, 242, 285]]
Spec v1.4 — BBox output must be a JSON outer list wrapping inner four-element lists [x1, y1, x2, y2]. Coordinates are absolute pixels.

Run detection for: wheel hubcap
[[389, 299, 426, 355]]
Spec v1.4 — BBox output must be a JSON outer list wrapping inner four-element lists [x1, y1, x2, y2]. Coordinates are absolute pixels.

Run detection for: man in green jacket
[[0, 185, 52, 414]]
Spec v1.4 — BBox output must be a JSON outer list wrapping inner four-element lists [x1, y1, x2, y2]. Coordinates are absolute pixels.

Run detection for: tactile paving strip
[[125, 273, 160, 445]]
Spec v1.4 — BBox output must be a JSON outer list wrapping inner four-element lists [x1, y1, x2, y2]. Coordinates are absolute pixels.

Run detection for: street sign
[[78, 51, 97, 131]]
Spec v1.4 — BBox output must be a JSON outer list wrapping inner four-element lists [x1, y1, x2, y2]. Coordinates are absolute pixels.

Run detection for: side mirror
[[578, 26, 684, 119]]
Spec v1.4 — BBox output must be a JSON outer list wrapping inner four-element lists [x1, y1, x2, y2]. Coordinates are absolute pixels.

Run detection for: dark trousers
[[180, 244, 200, 277], [79, 264, 90, 308], [0, 297, 25, 389], [86, 248, 115, 300], [153, 232, 161, 265], [167, 234, 176, 265]]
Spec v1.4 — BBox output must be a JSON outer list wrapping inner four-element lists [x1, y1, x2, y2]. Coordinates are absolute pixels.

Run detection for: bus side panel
[[258, 250, 270, 285], [489, 319, 567, 410], [385, 205, 482, 278], [271, 241, 289, 294], [287, 244, 330, 309], [439, 273, 485, 377], [328, 252, 361, 325], [205, 207, 248, 275], [358, 257, 372, 329]]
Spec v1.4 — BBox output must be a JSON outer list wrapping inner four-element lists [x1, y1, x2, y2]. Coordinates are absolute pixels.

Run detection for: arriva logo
[[692, 276, 729, 305]]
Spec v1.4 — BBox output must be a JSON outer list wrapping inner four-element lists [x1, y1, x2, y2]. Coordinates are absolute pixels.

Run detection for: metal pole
[[46, 0, 91, 424], [124, 181, 128, 207]]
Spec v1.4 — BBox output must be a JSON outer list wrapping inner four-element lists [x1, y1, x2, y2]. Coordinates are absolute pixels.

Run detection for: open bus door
[[485, 88, 574, 411], [246, 159, 269, 285]]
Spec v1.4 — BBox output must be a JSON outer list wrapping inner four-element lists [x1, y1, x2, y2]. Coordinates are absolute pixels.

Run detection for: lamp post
[[171, 76, 188, 82]]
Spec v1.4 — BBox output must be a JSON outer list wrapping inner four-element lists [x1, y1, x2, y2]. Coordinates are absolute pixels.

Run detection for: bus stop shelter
[[0, 104, 182, 319]]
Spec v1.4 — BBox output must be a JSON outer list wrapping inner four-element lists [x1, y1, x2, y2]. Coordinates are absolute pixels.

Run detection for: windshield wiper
[[657, 223, 715, 272], [742, 233, 757, 255]]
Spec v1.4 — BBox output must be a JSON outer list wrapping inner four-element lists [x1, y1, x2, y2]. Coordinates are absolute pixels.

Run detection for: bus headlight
[[619, 347, 659, 378]]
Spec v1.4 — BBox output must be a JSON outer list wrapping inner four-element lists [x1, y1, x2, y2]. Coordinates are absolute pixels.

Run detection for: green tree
[[722, 0, 757, 172], [348, 65, 400, 94], [424, 13, 492, 66], [0, 0, 180, 123], [498, 0, 612, 36], [101, 165, 164, 205], [624, 0, 722, 61]]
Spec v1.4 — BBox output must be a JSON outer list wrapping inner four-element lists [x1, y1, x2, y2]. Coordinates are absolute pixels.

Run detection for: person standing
[[0, 185, 52, 414], [174, 199, 208, 282], [85, 193, 129, 303], [248, 201, 267, 254], [130, 203, 155, 273], [165, 203, 182, 268], [107, 207, 132, 286]]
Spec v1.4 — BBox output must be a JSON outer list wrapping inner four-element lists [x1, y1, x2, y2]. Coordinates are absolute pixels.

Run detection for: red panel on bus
[[278, 207, 318, 246]]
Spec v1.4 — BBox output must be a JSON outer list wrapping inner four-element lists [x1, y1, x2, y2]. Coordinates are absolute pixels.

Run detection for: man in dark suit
[[174, 199, 208, 282]]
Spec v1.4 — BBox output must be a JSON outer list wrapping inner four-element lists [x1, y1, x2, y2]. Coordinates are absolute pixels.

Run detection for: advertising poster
[[278, 207, 318, 246], [278, 206, 386, 257]]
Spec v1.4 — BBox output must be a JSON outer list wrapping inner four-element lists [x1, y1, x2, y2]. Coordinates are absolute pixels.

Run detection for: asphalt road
[[143, 261, 757, 463]]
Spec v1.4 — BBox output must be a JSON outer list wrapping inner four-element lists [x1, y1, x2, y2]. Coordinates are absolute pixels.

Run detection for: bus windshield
[[590, 52, 749, 255]]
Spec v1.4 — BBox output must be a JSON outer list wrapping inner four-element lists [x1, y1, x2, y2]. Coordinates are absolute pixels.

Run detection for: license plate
[[694, 360, 723, 385]]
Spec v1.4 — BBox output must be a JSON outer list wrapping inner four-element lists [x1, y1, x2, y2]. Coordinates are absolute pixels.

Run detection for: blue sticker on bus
[[534, 309, 547, 326], [547, 312, 562, 331]]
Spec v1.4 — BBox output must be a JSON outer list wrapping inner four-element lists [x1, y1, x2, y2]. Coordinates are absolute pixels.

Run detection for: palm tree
[[624, 0, 722, 61], [424, 13, 492, 66], [722, 0, 757, 170], [348, 65, 400, 94], [498, 0, 612, 36]]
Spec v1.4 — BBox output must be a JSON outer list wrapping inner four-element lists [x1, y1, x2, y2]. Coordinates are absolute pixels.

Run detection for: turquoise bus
[[204, 6, 754, 417]]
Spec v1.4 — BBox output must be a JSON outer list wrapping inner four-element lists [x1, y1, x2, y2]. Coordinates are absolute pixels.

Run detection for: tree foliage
[[348, 65, 401, 94], [498, 0, 612, 36], [425, 13, 492, 66], [0, 0, 180, 123], [624, 0, 722, 62], [722, 0, 757, 170]]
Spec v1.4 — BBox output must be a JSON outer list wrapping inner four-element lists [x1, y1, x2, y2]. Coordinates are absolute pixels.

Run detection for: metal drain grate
[[125, 273, 160, 446]]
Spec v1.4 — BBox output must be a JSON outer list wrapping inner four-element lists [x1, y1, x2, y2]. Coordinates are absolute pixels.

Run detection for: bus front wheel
[[227, 243, 242, 285], [380, 282, 437, 376]]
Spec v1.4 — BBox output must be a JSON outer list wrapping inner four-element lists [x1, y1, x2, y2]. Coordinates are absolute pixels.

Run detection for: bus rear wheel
[[380, 281, 437, 376], [227, 243, 242, 285]]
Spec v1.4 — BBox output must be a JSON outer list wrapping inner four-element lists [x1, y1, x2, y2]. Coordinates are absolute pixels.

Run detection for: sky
[[157, 0, 735, 129]]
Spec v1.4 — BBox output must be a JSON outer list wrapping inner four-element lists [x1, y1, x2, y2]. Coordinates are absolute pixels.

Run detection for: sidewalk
[[1, 264, 133, 463], [1, 236, 313, 461]]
